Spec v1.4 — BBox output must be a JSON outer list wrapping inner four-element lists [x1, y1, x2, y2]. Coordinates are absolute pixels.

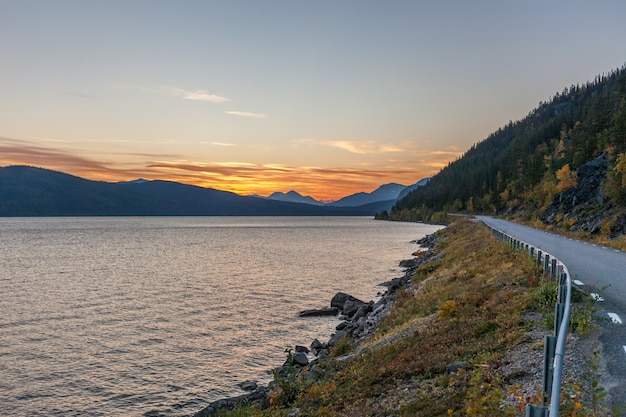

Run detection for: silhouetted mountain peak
[[329, 183, 406, 207], [267, 190, 323, 206]]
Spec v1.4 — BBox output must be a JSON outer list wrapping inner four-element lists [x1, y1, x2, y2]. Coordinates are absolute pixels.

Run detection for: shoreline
[[192, 233, 439, 417]]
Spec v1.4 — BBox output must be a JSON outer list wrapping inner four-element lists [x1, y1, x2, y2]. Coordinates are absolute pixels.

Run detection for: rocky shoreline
[[192, 233, 438, 417]]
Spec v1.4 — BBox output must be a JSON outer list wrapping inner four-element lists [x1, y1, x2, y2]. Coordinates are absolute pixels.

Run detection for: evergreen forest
[[381, 65, 626, 240]]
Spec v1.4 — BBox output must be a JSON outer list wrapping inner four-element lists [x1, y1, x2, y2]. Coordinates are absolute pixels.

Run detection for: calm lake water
[[0, 216, 440, 416]]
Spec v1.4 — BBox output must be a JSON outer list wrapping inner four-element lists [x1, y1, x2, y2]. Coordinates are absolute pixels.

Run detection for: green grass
[[216, 219, 601, 417]]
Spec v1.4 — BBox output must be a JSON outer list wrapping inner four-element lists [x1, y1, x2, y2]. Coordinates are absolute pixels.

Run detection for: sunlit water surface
[[0, 217, 440, 416]]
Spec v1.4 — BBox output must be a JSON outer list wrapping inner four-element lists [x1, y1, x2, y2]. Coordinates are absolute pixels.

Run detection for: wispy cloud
[[225, 111, 268, 119], [113, 84, 230, 103], [167, 87, 230, 103], [379, 144, 405, 153], [294, 138, 415, 155], [28, 136, 75, 144], [324, 140, 377, 154], [0, 137, 180, 181], [0, 137, 119, 175], [209, 142, 239, 147]]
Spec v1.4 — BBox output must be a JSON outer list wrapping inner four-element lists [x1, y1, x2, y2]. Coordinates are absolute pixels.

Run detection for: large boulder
[[342, 299, 365, 317], [330, 292, 366, 312]]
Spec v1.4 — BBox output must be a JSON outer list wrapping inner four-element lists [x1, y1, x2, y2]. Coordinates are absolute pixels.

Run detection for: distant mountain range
[[265, 179, 430, 207], [0, 166, 429, 217]]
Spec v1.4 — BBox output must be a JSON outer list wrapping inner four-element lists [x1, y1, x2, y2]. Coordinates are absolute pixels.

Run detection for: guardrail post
[[544, 254, 550, 274], [559, 282, 567, 304], [537, 250, 543, 268], [530, 247, 535, 256], [554, 302, 565, 337], [551, 259, 557, 280], [543, 334, 557, 405], [526, 404, 549, 417]]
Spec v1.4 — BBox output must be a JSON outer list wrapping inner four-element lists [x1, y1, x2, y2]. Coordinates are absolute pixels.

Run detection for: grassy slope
[[221, 219, 604, 417]]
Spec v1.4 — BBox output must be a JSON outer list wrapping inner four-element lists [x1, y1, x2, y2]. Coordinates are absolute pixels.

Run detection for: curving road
[[477, 216, 626, 407]]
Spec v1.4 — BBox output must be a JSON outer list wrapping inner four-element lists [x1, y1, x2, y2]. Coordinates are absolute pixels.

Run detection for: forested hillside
[[382, 66, 626, 239]]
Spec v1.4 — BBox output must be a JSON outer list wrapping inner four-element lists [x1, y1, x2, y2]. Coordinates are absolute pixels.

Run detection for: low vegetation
[[215, 219, 609, 416]]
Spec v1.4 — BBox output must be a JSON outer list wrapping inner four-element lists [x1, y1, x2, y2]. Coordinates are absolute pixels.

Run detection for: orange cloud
[[146, 161, 433, 200], [0, 136, 458, 201], [0, 137, 166, 181]]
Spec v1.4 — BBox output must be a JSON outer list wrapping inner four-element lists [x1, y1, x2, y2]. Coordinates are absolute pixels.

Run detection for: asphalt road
[[477, 216, 626, 408]]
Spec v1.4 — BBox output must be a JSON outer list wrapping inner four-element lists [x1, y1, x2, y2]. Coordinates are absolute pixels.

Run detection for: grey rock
[[295, 345, 309, 353], [306, 364, 326, 382], [328, 330, 348, 347], [399, 258, 421, 269], [543, 153, 620, 235], [336, 321, 348, 331], [415, 233, 438, 250], [351, 305, 371, 321], [343, 299, 365, 317], [310, 338, 324, 351], [237, 380, 258, 391], [379, 277, 404, 291], [298, 307, 339, 317], [335, 353, 355, 362], [292, 352, 309, 366], [447, 361, 470, 374], [192, 386, 270, 417], [330, 292, 366, 312]]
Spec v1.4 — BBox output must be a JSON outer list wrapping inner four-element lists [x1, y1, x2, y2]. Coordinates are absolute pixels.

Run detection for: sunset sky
[[1, 1, 625, 200]]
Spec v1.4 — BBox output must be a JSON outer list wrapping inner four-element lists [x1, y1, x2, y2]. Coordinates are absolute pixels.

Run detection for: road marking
[[573, 280, 585, 286], [623, 346, 626, 355], [592, 244, 597, 247], [615, 250, 621, 253], [591, 293, 604, 301], [608, 313, 622, 324]]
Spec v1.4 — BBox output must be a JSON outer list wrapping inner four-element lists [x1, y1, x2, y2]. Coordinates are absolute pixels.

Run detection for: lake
[[0, 216, 440, 416]]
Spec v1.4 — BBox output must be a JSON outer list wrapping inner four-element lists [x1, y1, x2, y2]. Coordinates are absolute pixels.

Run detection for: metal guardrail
[[483, 224, 572, 417]]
